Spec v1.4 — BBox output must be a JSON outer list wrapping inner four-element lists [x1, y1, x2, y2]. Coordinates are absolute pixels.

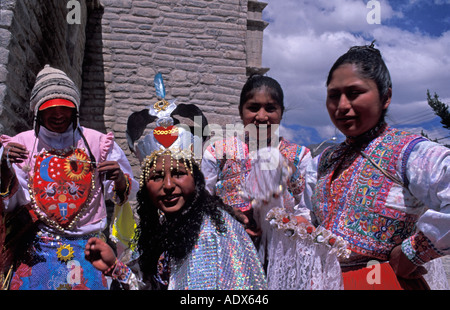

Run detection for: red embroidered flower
[[306, 226, 314, 234], [329, 237, 336, 246], [282, 217, 290, 223], [9, 263, 32, 290]]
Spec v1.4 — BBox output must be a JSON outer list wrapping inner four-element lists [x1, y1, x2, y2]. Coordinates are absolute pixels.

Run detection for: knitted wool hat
[[30, 64, 80, 133]]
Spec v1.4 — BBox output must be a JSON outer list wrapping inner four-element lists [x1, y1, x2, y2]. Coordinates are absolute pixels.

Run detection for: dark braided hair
[[133, 161, 235, 284], [327, 41, 392, 103], [239, 74, 285, 116]]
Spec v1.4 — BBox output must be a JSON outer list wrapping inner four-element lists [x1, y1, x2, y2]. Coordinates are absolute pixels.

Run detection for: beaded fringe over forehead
[[139, 148, 197, 188]]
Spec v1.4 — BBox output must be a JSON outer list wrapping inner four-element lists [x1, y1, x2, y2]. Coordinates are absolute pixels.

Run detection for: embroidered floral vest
[[312, 126, 426, 262]]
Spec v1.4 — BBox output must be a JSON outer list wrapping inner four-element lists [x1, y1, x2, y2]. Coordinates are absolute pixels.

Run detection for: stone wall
[[81, 0, 252, 172], [0, 0, 270, 174], [0, 0, 88, 135]]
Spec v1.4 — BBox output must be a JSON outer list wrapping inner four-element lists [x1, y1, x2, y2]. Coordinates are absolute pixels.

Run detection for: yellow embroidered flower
[[57, 244, 75, 262], [64, 152, 90, 180]]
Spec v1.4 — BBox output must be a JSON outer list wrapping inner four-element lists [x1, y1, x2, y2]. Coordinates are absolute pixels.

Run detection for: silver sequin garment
[[168, 209, 267, 290]]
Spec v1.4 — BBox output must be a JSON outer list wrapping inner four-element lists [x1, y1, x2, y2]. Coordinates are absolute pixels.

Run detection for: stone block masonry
[[0, 0, 88, 135], [0, 0, 270, 176], [81, 0, 252, 173]]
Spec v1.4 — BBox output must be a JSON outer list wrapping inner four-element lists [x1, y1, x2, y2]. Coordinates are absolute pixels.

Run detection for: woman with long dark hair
[[201, 75, 312, 265], [85, 73, 267, 290], [308, 43, 450, 290], [85, 149, 267, 290]]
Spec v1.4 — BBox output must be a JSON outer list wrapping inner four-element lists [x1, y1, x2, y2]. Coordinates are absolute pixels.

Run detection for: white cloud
[[263, 0, 397, 35], [278, 124, 297, 142], [262, 0, 450, 145], [380, 30, 450, 103]]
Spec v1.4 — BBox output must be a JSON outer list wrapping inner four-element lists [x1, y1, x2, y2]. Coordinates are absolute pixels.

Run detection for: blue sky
[[386, 0, 450, 36], [261, 0, 450, 147]]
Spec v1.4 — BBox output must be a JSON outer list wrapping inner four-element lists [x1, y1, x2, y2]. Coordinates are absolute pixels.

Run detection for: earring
[[158, 209, 166, 224]]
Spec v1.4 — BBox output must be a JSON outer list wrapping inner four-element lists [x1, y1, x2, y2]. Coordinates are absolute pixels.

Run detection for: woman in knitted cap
[[0, 65, 138, 290]]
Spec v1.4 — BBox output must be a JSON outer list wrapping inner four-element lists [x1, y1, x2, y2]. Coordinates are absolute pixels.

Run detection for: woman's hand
[[295, 215, 311, 225], [98, 161, 126, 186], [1, 143, 28, 193], [389, 245, 427, 279], [233, 207, 262, 238], [1, 142, 28, 165], [98, 161, 128, 200], [84, 237, 117, 273]]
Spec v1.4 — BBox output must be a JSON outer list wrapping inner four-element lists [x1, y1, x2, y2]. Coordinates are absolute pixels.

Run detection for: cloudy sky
[[261, 0, 450, 147]]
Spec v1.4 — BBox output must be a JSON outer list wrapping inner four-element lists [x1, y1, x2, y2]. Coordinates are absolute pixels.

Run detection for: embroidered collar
[[318, 122, 388, 174], [345, 121, 387, 147]]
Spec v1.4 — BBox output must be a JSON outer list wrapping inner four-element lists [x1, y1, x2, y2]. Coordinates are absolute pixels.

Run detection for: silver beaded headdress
[[126, 73, 207, 186]]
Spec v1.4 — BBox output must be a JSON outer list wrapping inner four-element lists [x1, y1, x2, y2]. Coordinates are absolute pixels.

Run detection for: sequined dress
[[111, 209, 267, 290]]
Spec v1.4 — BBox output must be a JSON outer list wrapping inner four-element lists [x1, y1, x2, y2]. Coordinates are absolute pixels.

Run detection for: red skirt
[[342, 262, 429, 290]]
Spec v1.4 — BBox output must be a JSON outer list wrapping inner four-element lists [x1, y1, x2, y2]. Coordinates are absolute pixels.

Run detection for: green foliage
[[422, 90, 450, 148], [427, 90, 450, 129]]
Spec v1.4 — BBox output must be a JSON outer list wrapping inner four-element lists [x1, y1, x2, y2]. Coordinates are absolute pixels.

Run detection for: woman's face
[[145, 156, 195, 214], [39, 106, 75, 133], [240, 87, 283, 139], [326, 64, 391, 137]]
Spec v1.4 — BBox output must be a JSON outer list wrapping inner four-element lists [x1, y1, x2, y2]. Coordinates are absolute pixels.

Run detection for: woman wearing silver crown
[[84, 74, 267, 290]]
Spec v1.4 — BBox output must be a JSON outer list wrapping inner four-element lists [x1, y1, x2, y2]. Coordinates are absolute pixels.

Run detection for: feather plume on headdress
[[126, 73, 208, 185]]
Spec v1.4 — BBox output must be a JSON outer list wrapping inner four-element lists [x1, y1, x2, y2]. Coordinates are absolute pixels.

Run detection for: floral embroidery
[[312, 127, 423, 261], [112, 260, 132, 283], [402, 232, 444, 265], [10, 263, 32, 290]]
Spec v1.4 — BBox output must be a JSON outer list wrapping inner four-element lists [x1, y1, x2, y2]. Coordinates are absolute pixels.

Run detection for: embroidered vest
[[312, 127, 426, 261]]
